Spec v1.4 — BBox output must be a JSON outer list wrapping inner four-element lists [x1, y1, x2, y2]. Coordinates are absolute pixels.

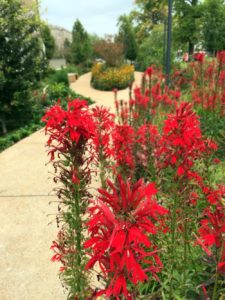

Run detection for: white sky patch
[[40, 0, 134, 36]]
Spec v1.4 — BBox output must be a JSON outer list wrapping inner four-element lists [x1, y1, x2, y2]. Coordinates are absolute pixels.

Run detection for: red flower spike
[[194, 52, 205, 63], [201, 285, 209, 299], [157, 102, 217, 179], [145, 66, 153, 77], [196, 188, 225, 272], [85, 176, 168, 299], [217, 51, 225, 65], [91, 106, 115, 161], [110, 124, 135, 172], [42, 99, 95, 160]]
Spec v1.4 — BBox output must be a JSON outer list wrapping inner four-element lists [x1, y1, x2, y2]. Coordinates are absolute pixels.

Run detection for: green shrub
[[0, 124, 42, 152], [48, 82, 72, 100], [45, 83, 94, 105], [0, 82, 94, 152], [46, 66, 81, 86]]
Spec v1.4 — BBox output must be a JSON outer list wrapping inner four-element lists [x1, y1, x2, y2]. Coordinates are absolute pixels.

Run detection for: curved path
[[0, 71, 142, 300], [71, 71, 143, 112]]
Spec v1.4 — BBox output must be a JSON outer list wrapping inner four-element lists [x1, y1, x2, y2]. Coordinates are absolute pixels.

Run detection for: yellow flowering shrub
[[91, 63, 134, 91]]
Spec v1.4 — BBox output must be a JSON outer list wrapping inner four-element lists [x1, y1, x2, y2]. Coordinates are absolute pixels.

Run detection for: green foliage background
[[0, 0, 47, 132]]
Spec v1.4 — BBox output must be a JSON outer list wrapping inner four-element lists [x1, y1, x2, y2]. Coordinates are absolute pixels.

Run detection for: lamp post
[[163, 17, 167, 72], [165, 0, 173, 86]]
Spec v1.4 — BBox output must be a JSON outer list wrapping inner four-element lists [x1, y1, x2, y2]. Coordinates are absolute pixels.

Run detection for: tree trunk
[[0, 117, 7, 134], [188, 41, 194, 55]]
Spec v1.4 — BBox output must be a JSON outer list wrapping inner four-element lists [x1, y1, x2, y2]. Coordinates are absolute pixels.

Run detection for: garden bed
[[91, 63, 134, 91], [0, 81, 94, 153], [45, 53, 225, 299]]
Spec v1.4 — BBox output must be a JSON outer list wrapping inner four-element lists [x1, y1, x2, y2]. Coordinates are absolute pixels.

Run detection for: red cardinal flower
[[42, 99, 95, 160], [157, 102, 216, 177], [110, 124, 135, 172], [84, 176, 168, 299], [194, 52, 205, 63], [145, 66, 154, 77], [217, 50, 225, 65], [91, 106, 115, 160], [197, 188, 225, 274], [133, 87, 150, 109]]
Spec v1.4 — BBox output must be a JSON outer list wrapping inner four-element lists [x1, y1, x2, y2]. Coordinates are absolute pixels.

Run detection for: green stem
[[74, 185, 82, 292], [169, 194, 178, 299], [100, 166, 106, 189], [99, 148, 107, 189], [183, 215, 188, 285], [212, 272, 219, 300], [212, 244, 224, 300]]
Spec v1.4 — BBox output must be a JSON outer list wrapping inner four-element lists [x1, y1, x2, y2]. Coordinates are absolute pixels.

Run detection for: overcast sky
[[40, 0, 135, 36]]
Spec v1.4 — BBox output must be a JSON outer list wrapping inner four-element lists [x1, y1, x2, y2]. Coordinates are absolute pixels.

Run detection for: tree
[[202, 0, 225, 54], [71, 19, 91, 65], [94, 36, 124, 67], [63, 38, 72, 64], [137, 24, 168, 70], [173, 0, 202, 55], [40, 23, 55, 60], [117, 15, 138, 62], [131, 0, 167, 39], [131, 0, 203, 55], [0, 0, 46, 133]]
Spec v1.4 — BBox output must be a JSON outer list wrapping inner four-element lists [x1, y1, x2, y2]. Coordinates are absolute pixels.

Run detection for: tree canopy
[[71, 19, 91, 65], [117, 15, 138, 62], [40, 23, 55, 60], [0, 0, 46, 132], [173, 0, 202, 54], [63, 38, 72, 64], [128, 0, 225, 56], [130, 0, 167, 39], [202, 0, 225, 54], [94, 36, 124, 67]]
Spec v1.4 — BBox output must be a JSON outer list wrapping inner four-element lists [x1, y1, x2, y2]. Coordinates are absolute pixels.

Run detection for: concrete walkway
[[0, 72, 142, 300], [71, 72, 143, 110], [0, 130, 65, 300]]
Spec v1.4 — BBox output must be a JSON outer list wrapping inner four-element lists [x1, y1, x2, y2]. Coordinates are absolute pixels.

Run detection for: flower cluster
[[85, 176, 168, 299], [194, 52, 205, 63], [42, 99, 95, 161], [91, 63, 134, 91], [91, 106, 115, 160], [197, 185, 225, 274], [43, 63, 225, 299], [110, 124, 135, 175], [217, 50, 225, 67], [42, 99, 96, 299], [187, 53, 225, 112], [158, 102, 215, 177]]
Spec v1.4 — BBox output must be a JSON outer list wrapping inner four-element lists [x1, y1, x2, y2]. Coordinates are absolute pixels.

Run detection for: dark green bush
[[0, 82, 94, 152], [0, 0, 48, 134], [0, 124, 42, 152]]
